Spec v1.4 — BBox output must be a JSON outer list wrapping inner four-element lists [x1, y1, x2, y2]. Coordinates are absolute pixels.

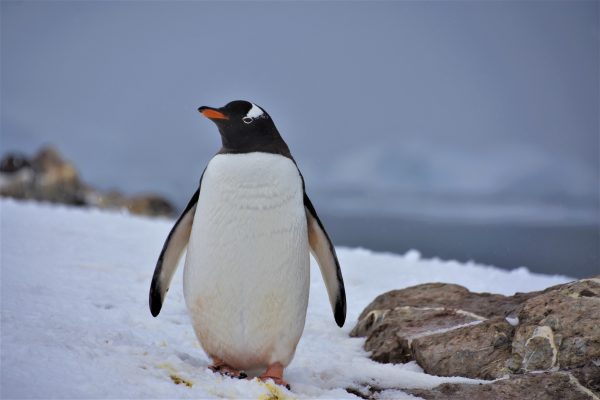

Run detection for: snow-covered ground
[[0, 199, 572, 399]]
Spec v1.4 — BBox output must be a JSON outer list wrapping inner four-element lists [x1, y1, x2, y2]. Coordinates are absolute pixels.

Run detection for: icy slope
[[0, 199, 571, 399]]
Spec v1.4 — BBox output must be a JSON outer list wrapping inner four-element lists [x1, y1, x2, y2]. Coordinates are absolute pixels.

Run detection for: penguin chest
[[183, 153, 310, 369]]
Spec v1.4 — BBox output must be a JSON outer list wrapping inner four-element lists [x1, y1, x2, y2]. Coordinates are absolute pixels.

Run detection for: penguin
[[149, 100, 346, 388]]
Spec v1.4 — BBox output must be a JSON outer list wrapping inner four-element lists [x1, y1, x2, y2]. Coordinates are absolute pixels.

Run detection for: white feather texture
[[183, 153, 309, 370], [245, 103, 264, 119]]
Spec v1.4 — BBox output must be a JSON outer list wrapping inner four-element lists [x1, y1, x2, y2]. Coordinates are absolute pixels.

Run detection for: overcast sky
[[2, 1, 598, 221]]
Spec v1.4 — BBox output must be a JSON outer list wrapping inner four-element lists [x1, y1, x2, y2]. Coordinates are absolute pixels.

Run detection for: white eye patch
[[243, 103, 267, 124]]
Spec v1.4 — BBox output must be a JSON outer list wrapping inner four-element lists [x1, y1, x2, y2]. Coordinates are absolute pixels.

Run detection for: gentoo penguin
[[149, 100, 346, 388]]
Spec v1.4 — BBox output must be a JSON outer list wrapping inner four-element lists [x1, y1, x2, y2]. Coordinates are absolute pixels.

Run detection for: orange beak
[[198, 107, 229, 120]]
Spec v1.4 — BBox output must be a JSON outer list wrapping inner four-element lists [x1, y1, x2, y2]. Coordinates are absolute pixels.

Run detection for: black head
[[198, 100, 292, 158]]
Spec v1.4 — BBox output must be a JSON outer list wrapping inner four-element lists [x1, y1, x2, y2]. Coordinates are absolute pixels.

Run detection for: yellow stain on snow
[[156, 362, 176, 373], [156, 363, 193, 388], [257, 380, 293, 400], [169, 374, 193, 388]]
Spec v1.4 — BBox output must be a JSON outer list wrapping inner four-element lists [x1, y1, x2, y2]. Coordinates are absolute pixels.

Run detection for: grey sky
[[2, 1, 598, 221]]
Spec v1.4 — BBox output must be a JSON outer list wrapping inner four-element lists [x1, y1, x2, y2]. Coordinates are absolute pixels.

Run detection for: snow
[[0, 199, 572, 399]]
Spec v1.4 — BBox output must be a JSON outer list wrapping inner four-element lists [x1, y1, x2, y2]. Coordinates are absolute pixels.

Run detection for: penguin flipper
[[149, 188, 199, 317], [304, 193, 347, 327]]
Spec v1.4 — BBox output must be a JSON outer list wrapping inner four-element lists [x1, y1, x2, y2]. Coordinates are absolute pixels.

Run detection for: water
[[322, 214, 599, 279]]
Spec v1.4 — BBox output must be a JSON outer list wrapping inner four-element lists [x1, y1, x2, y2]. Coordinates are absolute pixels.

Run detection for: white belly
[[183, 153, 310, 370]]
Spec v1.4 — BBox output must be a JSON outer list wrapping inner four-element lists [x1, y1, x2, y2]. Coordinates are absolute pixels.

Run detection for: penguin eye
[[242, 117, 253, 124]]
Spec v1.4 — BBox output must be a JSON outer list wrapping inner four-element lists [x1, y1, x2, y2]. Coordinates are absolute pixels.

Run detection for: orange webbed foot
[[209, 357, 247, 379], [258, 362, 290, 390]]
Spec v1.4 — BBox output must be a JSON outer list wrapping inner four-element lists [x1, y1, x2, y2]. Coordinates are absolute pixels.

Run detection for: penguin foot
[[209, 358, 247, 379], [259, 362, 290, 390]]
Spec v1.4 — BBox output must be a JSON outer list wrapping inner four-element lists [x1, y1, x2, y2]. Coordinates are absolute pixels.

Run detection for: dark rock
[[411, 317, 514, 379], [0, 153, 31, 173], [407, 371, 597, 400], [510, 278, 600, 373], [569, 362, 600, 396]]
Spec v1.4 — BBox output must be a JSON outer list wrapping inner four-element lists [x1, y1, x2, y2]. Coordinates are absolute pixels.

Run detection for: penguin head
[[198, 100, 284, 153]]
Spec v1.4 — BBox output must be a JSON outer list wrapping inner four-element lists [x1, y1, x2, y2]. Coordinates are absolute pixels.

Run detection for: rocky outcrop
[[407, 369, 599, 400], [0, 147, 85, 205], [0, 153, 31, 173], [354, 282, 539, 322], [411, 317, 514, 380], [509, 278, 600, 373], [0, 147, 175, 217], [352, 305, 483, 364], [351, 277, 600, 398], [571, 362, 600, 396], [350, 283, 530, 379]]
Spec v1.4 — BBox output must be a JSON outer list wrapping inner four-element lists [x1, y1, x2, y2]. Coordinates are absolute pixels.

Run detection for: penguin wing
[[304, 193, 347, 327], [149, 187, 200, 317]]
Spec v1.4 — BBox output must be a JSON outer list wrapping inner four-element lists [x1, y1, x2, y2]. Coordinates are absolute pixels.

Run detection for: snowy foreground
[[1, 199, 572, 399]]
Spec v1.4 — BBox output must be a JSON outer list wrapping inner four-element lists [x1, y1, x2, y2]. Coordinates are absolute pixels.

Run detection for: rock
[[31, 146, 80, 186], [125, 194, 175, 217], [569, 362, 600, 397], [353, 306, 482, 364], [351, 283, 535, 377], [0, 153, 31, 173], [411, 317, 514, 379], [509, 278, 600, 373], [0, 146, 175, 217], [407, 370, 598, 400], [352, 277, 600, 395], [33, 146, 85, 204], [0, 146, 84, 204], [86, 190, 175, 217], [354, 283, 537, 323], [0, 165, 34, 200]]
